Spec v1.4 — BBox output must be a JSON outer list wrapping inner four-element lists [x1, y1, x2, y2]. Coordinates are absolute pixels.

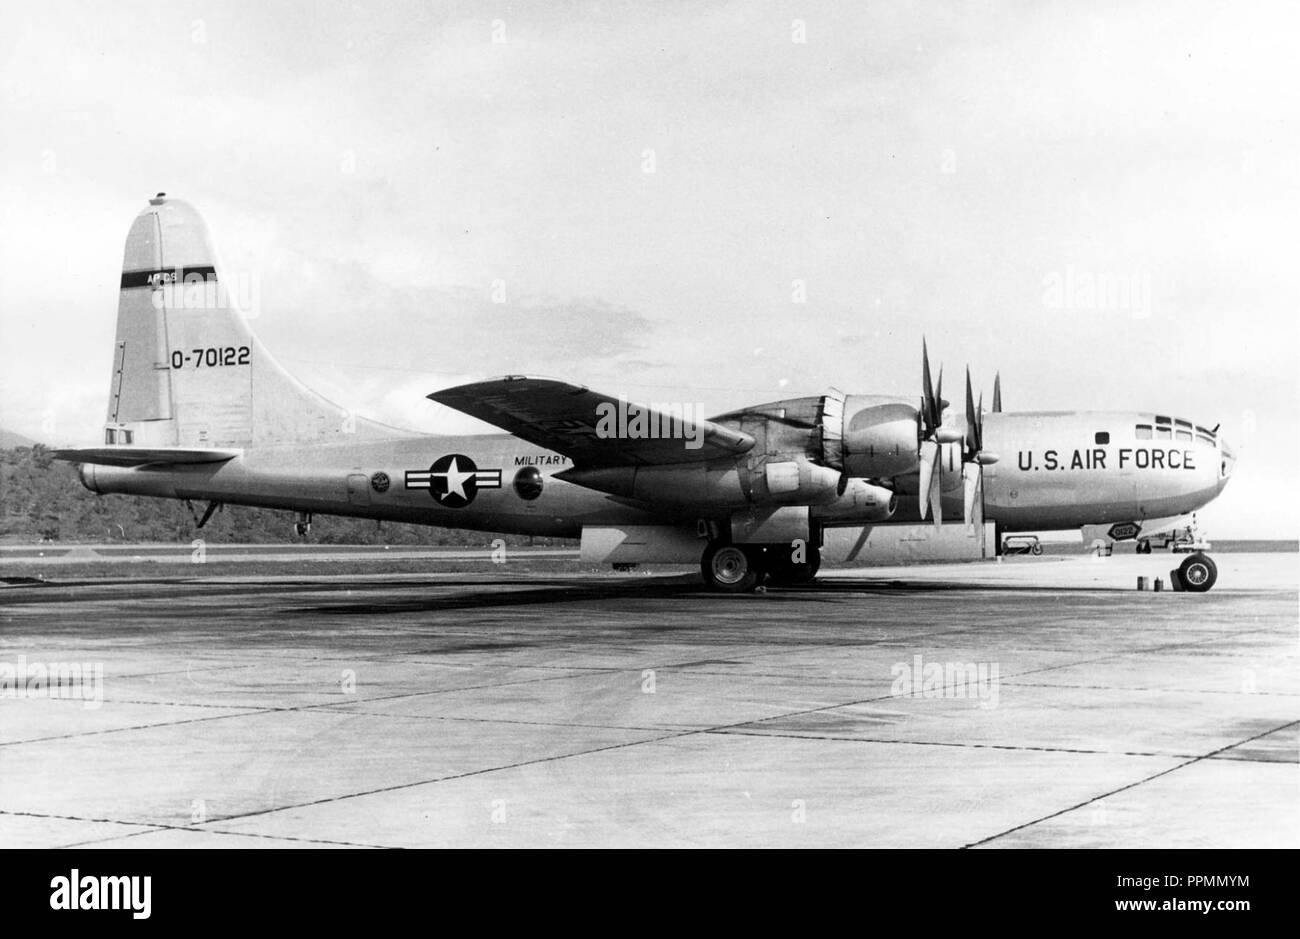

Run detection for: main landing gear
[[700, 542, 822, 593]]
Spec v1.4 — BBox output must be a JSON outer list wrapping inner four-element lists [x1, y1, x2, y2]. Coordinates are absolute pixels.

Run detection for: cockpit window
[[1155, 426, 1172, 440], [1176, 430, 1193, 442], [1135, 424, 1152, 440]]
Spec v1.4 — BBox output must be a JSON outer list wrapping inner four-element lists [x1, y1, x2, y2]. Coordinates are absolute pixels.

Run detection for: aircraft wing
[[429, 377, 754, 466], [51, 447, 242, 467]]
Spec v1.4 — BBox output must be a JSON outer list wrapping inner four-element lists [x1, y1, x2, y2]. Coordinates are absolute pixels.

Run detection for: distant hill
[[0, 428, 38, 448], [0, 446, 571, 547]]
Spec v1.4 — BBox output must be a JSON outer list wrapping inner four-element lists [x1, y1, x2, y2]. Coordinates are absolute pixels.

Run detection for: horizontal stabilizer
[[430, 377, 754, 467], [51, 446, 242, 467]]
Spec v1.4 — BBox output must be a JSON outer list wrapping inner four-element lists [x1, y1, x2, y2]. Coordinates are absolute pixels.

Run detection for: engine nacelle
[[823, 394, 918, 479], [811, 478, 898, 523]]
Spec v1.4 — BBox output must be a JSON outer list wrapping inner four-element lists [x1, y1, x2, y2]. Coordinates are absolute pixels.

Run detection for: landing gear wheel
[[1137, 540, 1152, 555], [701, 544, 761, 593], [1178, 553, 1217, 592], [1030, 543, 1043, 556], [765, 546, 822, 586]]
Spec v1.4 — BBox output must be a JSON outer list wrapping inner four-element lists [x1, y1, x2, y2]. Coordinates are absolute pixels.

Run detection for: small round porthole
[[513, 466, 543, 500]]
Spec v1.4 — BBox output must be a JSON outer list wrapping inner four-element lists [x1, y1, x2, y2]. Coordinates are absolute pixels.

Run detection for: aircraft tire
[[1178, 553, 1217, 592], [701, 543, 761, 593], [1137, 540, 1152, 555]]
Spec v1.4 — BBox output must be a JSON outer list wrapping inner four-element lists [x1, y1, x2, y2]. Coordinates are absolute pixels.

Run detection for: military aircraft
[[53, 195, 1236, 592]]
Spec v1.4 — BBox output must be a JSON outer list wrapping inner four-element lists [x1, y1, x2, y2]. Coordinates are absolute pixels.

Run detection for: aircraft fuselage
[[80, 408, 1232, 538]]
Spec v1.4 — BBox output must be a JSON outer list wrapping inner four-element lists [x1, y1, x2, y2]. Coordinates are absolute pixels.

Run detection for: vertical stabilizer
[[104, 193, 396, 448]]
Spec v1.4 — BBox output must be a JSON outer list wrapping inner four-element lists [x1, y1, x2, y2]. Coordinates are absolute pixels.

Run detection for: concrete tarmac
[[1, 553, 1295, 848]]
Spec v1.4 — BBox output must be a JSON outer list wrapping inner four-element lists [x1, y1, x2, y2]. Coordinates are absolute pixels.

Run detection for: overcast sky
[[1, 0, 1295, 536]]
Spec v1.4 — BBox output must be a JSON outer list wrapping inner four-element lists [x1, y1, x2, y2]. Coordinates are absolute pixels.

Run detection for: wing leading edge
[[429, 377, 754, 467]]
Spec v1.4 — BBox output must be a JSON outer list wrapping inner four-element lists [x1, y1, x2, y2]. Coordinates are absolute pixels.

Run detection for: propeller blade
[[929, 453, 944, 528], [964, 368, 981, 455], [921, 340, 939, 432], [992, 372, 1002, 413], [918, 439, 934, 520], [962, 461, 983, 527], [918, 439, 939, 522]]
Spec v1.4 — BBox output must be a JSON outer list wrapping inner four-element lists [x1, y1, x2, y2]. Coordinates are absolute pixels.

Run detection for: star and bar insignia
[[404, 454, 502, 508]]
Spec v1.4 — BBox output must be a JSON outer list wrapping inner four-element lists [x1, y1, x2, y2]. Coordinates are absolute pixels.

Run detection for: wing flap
[[51, 446, 242, 467], [429, 377, 753, 466]]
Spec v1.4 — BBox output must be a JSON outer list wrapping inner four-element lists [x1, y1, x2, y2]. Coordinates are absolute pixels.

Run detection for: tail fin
[[104, 193, 396, 448]]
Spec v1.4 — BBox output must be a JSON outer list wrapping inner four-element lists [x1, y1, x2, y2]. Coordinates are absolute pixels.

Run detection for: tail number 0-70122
[[170, 346, 251, 369]]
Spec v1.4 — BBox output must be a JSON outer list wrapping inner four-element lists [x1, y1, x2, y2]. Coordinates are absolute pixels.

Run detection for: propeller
[[992, 372, 1002, 413], [961, 368, 1000, 528], [917, 341, 962, 526]]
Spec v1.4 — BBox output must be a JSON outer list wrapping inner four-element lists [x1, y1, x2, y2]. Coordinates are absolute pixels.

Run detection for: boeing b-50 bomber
[[54, 195, 1235, 592]]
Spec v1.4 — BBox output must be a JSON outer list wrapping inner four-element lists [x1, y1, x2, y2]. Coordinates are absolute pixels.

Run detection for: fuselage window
[[120, 429, 133, 444], [105, 428, 117, 444], [1095, 432, 1110, 445], [1135, 424, 1152, 440]]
